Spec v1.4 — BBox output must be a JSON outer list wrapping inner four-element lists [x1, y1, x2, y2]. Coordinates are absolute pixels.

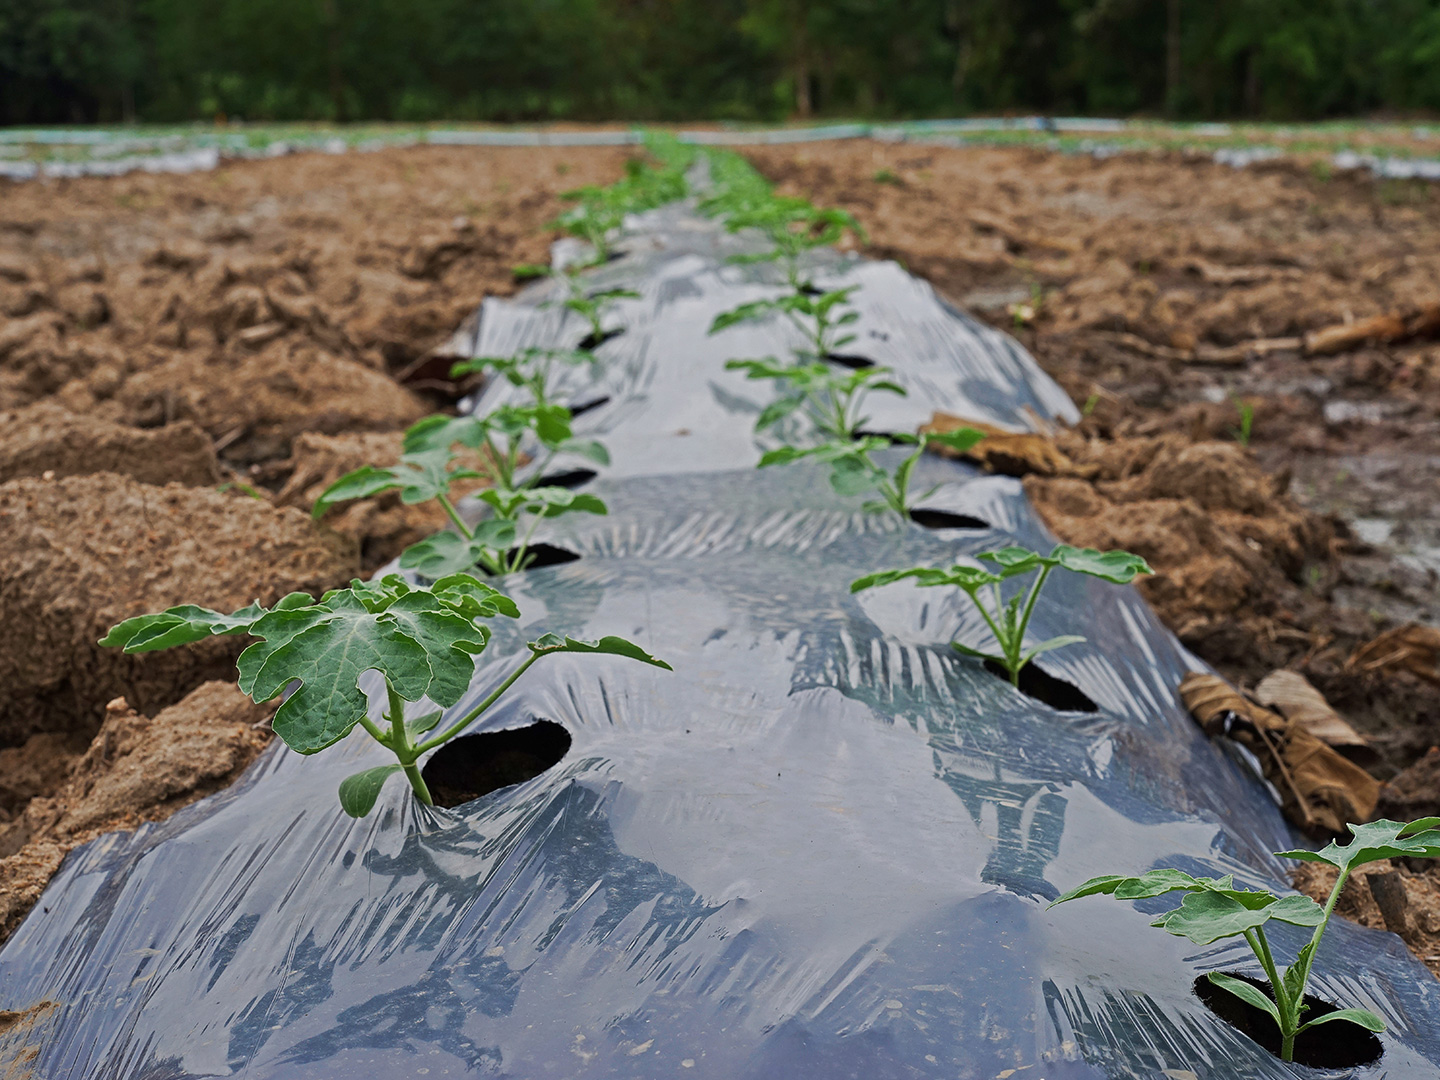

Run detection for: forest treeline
[[4, 0, 1440, 126]]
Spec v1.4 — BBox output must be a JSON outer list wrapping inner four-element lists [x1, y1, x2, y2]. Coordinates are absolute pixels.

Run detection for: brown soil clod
[[0, 401, 221, 487], [0, 472, 357, 749]]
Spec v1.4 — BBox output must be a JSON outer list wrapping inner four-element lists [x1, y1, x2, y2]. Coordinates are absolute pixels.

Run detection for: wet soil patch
[[908, 508, 990, 530], [983, 659, 1098, 713], [421, 720, 571, 808], [1194, 973, 1383, 1069]]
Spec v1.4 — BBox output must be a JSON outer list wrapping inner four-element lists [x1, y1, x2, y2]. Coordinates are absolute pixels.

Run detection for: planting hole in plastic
[[568, 395, 611, 419], [908, 509, 991, 530], [578, 328, 623, 351], [492, 544, 581, 573], [825, 354, 875, 370], [421, 720, 572, 808], [536, 469, 598, 490], [1194, 974, 1383, 1069], [982, 659, 1098, 713]]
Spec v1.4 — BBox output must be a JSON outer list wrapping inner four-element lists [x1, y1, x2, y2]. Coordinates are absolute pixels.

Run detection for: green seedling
[[1050, 818, 1440, 1061], [314, 404, 609, 577], [450, 346, 599, 407], [99, 573, 670, 817], [761, 428, 986, 520], [711, 285, 860, 362], [873, 168, 900, 185], [551, 134, 696, 266], [851, 545, 1153, 685], [551, 286, 640, 347], [725, 357, 905, 440], [401, 484, 606, 577]]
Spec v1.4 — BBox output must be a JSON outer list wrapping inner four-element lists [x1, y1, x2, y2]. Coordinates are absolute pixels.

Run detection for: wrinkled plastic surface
[[4, 207, 1440, 1080]]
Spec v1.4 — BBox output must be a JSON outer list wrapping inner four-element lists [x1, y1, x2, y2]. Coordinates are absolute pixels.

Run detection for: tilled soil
[[1, 140, 1437, 964]]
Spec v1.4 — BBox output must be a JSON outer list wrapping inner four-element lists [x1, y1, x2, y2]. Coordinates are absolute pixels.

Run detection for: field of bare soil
[[1, 139, 1436, 962]]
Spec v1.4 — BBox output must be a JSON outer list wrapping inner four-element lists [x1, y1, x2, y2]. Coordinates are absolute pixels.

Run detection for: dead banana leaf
[[1347, 623, 1440, 686], [1253, 669, 1378, 767], [1179, 672, 1379, 838], [923, 412, 1097, 479]]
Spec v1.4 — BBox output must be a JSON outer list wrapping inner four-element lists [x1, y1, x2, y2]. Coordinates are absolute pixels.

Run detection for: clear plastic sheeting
[[4, 212, 1439, 1080]]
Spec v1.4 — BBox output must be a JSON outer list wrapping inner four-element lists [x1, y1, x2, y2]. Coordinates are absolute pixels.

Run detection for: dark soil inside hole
[[908, 508, 990, 530], [982, 658, 1098, 713], [578, 328, 623, 350], [535, 468, 598, 490], [567, 395, 611, 418], [1194, 973, 1383, 1069], [421, 720, 571, 808], [494, 543, 581, 573], [825, 353, 875, 370]]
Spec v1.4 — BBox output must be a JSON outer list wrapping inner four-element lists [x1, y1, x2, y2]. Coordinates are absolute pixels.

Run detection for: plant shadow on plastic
[[1194, 973, 1381, 1069], [421, 719, 572, 808]]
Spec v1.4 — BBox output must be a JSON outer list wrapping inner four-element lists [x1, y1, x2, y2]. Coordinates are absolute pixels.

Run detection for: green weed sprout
[[1050, 818, 1440, 1061], [314, 403, 608, 577], [1230, 396, 1255, 447], [851, 545, 1153, 685], [99, 573, 669, 817]]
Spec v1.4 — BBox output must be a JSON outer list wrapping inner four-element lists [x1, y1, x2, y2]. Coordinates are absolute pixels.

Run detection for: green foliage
[[549, 135, 697, 265], [711, 287, 860, 361], [553, 287, 640, 344], [101, 573, 669, 816], [851, 544, 1153, 685], [317, 371, 608, 578], [1050, 819, 1440, 1060], [450, 346, 600, 406], [724, 357, 903, 439], [11, 2, 1440, 125]]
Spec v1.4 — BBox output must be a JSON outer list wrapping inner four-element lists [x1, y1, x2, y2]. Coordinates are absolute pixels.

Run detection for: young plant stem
[[385, 678, 434, 806], [1280, 865, 1352, 1059], [415, 652, 543, 754], [504, 511, 547, 574], [1013, 564, 1054, 673], [968, 584, 1016, 683], [436, 493, 474, 542]]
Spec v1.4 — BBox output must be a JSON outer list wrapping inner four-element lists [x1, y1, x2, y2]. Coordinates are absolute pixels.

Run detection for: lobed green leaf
[[1277, 817, 1440, 872]]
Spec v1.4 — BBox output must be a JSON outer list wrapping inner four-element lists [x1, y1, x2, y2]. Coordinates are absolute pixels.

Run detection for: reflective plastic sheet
[[3, 206, 1438, 1080]]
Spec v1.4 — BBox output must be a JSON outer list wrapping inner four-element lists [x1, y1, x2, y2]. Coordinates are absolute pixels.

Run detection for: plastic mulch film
[[3, 208, 1439, 1080]]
